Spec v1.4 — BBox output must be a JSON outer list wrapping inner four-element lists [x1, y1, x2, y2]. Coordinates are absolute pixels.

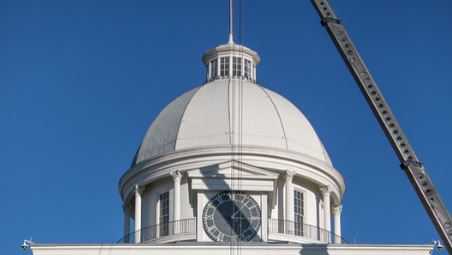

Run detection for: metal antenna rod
[[228, 0, 234, 44]]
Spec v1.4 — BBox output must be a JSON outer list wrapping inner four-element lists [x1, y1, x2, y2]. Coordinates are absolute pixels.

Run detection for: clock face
[[202, 191, 261, 242]]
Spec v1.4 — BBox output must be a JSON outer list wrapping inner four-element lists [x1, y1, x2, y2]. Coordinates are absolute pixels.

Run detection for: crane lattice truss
[[310, 0, 452, 253]]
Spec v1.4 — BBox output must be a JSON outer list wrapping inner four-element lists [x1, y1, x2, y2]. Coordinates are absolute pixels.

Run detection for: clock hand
[[231, 204, 246, 219]]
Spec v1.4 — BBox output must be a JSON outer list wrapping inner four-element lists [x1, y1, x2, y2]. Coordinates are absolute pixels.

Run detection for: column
[[241, 58, 245, 79], [171, 170, 182, 234], [285, 171, 294, 234], [216, 59, 220, 78], [123, 204, 130, 243], [208, 62, 212, 80], [229, 55, 233, 78], [134, 185, 142, 243], [253, 64, 257, 81], [333, 205, 342, 244], [320, 186, 331, 242]]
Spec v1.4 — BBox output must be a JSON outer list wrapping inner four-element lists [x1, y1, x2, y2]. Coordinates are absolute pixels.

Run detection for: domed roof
[[133, 79, 332, 166]]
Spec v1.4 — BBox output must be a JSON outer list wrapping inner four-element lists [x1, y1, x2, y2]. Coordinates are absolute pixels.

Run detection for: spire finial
[[228, 0, 234, 44]]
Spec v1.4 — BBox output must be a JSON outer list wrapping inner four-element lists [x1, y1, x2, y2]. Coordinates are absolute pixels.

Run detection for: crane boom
[[310, 0, 452, 253]]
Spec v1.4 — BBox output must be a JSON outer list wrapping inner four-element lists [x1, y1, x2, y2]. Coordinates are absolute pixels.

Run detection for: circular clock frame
[[202, 191, 261, 242]]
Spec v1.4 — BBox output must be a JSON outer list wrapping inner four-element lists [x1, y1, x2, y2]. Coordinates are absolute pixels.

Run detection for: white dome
[[133, 79, 332, 166]]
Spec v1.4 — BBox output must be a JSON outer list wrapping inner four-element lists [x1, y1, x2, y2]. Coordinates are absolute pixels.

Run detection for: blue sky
[[1, 0, 451, 254]]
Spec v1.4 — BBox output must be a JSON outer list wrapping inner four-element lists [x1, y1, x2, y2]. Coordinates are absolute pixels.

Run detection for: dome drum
[[120, 145, 344, 206], [119, 141, 344, 244]]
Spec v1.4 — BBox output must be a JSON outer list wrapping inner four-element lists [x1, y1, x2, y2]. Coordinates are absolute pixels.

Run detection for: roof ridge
[[173, 86, 203, 151], [258, 85, 289, 150]]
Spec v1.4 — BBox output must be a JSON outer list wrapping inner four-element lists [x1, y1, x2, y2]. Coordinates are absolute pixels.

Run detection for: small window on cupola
[[210, 59, 218, 80], [220, 56, 230, 77], [244, 59, 251, 79], [233, 57, 242, 77]]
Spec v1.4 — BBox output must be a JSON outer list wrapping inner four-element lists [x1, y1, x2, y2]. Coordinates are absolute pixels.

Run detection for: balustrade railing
[[268, 218, 344, 244], [117, 218, 343, 244], [117, 218, 196, 243]]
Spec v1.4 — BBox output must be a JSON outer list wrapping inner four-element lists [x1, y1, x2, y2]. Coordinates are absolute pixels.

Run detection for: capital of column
[[285, 170, 295, 182], [170, 170, 182, 180], [319, 186, 330, 196], [333, 205, 343, 215], [134, 184, 144, 194]]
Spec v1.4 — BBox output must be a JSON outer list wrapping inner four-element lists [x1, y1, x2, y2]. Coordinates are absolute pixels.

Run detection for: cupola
[[201, 0, 260, 82], [202, 43, 260, 82]]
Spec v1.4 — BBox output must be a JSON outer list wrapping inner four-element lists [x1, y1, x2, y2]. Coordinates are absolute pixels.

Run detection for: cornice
[[30, 243, 433, 255], [118, 145, 345, 201]]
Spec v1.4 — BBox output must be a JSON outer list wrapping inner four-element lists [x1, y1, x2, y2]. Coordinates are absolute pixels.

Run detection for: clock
[[202, 191, 261, 242]]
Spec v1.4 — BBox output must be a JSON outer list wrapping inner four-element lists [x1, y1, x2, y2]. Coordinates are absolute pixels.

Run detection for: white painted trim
[[191, 178, 274, 191], [119, 146, 345, 204], [144, 232, 196, 244], [30, 243, 433, 255], [268, 232, 325, 244], [186, 160, 279, 180]]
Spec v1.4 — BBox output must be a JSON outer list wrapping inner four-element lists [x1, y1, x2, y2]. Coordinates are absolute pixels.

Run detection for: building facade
[[29, 22, 432, 255]]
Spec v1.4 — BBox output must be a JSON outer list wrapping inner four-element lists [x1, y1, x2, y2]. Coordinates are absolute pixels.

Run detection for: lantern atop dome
[[201, 0, 261, 82]]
